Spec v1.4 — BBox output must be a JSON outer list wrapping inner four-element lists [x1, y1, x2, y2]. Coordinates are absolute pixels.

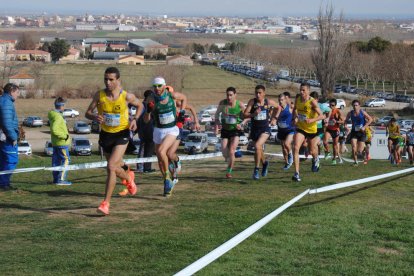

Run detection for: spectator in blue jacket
[[0, 83, 20, 190]]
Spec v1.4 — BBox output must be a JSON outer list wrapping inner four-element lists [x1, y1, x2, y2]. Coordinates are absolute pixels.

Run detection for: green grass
[[1, 151, 413, 275]]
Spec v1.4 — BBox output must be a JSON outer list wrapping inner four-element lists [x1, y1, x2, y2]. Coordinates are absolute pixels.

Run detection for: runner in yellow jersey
[[291, 83, 324, 182], [386, 118, 401, 164], [85, 67, 143, 215]]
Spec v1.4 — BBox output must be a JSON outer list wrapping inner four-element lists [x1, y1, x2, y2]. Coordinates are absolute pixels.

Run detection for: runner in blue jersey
[[274, 91, 295, 169], [244, 85, 278, 180]]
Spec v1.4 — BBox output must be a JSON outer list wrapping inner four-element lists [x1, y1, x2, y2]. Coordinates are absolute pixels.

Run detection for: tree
[[311, 3, 344, 98], [367, 36, 391, 53], [192, 43, 205, 54], [49, 38, 70, 62], [15, 33, 36, 50], [40, 42, 50, 52]]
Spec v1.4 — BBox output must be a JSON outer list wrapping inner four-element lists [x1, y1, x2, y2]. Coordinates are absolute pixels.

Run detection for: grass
[[0, 150, 413, 275]]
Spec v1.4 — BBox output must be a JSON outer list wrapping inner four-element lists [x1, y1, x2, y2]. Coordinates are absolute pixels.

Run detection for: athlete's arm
[[126, 93, 144, 131], [214, 100, 225, 135], [268, 99, 279, 126], [362, 111, 373, 131], [238, 101, 249, 128], [336, 110, 344, 124], [171, 91, 187, 111], [309, 99, 324, 123], [185, 104, 200, 131], [85, 91, 103, 124], [243, 99, 255, 118]]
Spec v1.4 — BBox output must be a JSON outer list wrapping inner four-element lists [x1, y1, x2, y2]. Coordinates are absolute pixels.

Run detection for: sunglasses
[[153, 84, 163, 88]]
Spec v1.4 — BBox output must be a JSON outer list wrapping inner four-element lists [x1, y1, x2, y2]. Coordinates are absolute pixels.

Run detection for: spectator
[[0, 83, 20, 190], [48, 97, 72, 185]]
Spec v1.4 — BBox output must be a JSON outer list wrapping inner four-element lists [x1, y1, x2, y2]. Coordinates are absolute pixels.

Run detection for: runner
[[344, 99, 373, 166], [364, 124, 375, 164], [386, 118, 401, 164], [406, 124, 414, 165], [85, 67, 143, 215], [243, 85, 278, 180], [165, 85, 200, 184], [309, 91, 331, 158], [323, 98, 344, 165], [291, 83, 324, 182], [214, 87, 248, 179], [273, 91, 295, 170], [338, 123, 350, 163], [143, 77, 187, 197]]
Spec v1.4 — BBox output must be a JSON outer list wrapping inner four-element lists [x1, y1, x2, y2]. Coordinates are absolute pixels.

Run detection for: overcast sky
[[1, 0, 414, 18]]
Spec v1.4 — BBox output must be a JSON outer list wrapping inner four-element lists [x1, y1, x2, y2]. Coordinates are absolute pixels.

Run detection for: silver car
[[73, 121, 91, 134], [23, 116, 43, 127], [205, 131, 219, 145], [44, 141, 53, 156], [184, 133, 208, 154], [71, 138, 92, 156]]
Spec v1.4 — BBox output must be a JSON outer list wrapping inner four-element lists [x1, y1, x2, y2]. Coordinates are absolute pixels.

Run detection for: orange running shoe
[[97, 201, 110, 215], [118, 188, 129, 196], [226, 173, 232, 179], [126, 170, 137, 195]]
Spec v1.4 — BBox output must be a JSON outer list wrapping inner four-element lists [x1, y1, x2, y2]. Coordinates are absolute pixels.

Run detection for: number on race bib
[[103, 113, 121, 127], [254, 110, 267, 121], [298, 114, 307, 122], [159, 111, 175, 125]]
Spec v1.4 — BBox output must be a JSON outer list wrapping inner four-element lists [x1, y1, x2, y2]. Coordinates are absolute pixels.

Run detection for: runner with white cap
[[144, 77, 187, 196]]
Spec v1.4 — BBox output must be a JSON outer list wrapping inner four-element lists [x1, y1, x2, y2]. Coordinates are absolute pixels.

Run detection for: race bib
[[159, 111, 175, 125], [254, 110, 267, 121], [224, 115, 237, 125], [298, 114, 307, 122], [278, 121, 288, 128], [354, 124, 362, 131], [408, 133, 414, 144], [328, 119, 336, 126], [103, 113, 120, 127]]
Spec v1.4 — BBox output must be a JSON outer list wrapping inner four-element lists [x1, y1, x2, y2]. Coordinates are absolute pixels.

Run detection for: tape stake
[[174, 189, 310, 276]]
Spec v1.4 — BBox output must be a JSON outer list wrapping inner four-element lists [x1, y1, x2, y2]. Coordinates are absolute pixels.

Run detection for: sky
[[1, 0, 414, 18]]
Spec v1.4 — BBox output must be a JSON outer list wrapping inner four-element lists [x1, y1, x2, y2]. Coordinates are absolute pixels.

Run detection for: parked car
[[199, 113, 213, 124], [71, 137, 92, 156], [199, 105, 217, 115], [62, 108, 80, 118], [179, 129, 192, 146], [73, 121, 91, 134], [18, 140, 32, 155], [399, 119, 414, 129], [238, 135, 249, 146], [23, 116, 43, 127], [184, 133, 209, 154], [377, 116, 394, 125], [126, 138, 141, 155], [336, 99, 346, 109], [205, 131, 219, 145], [44, 141, 53, 156], [364, 98, 386, 107]]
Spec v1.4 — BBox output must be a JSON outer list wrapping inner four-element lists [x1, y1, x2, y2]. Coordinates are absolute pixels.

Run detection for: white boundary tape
[[0, 152, 223, 173], [174, 166, 414, 275], [174, 189, 311, 276]]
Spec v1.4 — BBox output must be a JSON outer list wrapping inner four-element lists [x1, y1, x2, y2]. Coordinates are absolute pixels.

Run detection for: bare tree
[[312, 3, 345, 98]]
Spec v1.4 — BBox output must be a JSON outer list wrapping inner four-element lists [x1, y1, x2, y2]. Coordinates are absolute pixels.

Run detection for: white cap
[[152, 77, 166, 86]]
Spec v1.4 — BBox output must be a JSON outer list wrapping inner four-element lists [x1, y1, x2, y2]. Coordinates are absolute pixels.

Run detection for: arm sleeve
[[0, 104, 18, 141], [49, 112, 68, 140]]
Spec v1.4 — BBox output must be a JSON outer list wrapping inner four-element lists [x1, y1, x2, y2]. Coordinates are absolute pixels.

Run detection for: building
[[59, 48, 81, 61], [244, 29, 271, 34], [90, 43, 107, 52], [8, 73, 35, 88], [109, 44, 128, 51], [6, 50, 51, 62], [128, 39, 168, 55], [117, 55, 145, 65], [118, 25, 137, 31], [0, 39, 16, 59], [166, 55, 193, 66], [93, 51, 136, 60], [285, 25, 302, 33]]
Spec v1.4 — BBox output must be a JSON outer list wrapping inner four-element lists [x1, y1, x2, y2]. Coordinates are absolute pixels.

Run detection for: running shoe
[[283, 163, 292, 170], [168, 161, 175, 176], [226, 173, 232, 179], [261, 161, 269, 177], [163, 178, 175, 197], [352, 162, 358, 167], [173, 178, 179, 185], [252, 168, 260, 180], [324, 151, 332, 159], [126, 170, 137, 196], [97, 201, 110, 215], [287, 152, 293, 165], [338, 158, 344, 164], [292, 172, 301, 182], [331, 159, 337, 165], [118, 188, 129, 196], [311, 157, 320, 172], [55, 181, 72, 186], [175, 159, 182, 174]]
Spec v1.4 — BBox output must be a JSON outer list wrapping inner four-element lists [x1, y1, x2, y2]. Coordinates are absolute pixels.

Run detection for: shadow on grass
[[294, 174, 413, 208], [0, 202, 94, 213]]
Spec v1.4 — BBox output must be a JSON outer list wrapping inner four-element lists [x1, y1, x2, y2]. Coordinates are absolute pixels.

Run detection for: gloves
[[146, 101, 155, 113]]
